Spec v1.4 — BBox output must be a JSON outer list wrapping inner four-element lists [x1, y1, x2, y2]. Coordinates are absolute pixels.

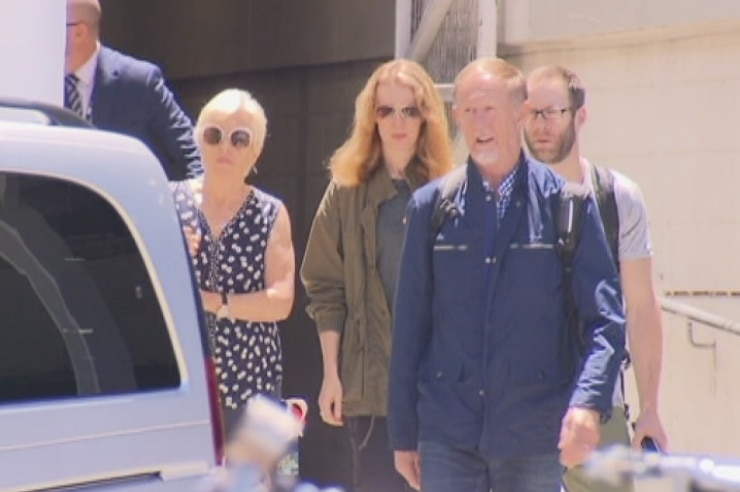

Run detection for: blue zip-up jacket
[[388, 156, 626, 457]]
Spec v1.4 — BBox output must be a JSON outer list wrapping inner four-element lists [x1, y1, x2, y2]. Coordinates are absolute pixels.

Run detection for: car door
[[0, 123, 219, 492]]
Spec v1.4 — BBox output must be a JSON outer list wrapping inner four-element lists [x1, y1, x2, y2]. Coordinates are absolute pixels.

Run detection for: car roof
[[0, 118, 165, 179], [0, 97, 93, 128]]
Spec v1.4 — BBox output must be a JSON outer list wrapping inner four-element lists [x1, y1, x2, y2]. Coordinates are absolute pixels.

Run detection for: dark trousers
[[346, 416, 409, 492]]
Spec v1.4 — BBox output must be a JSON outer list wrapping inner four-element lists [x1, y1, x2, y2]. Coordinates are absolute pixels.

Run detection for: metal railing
[[660, 296, 740, 338]]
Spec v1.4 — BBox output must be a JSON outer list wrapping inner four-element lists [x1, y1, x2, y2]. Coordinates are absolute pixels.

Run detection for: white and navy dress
[[172, 181, 284, 432]]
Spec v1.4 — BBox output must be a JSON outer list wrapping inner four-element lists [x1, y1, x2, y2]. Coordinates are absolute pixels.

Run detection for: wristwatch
[[216, 292, 230, 320]]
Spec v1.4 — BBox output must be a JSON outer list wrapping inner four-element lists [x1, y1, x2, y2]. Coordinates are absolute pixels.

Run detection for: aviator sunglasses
[[201, 125, 253, 148], [374, 105, 422, 120]]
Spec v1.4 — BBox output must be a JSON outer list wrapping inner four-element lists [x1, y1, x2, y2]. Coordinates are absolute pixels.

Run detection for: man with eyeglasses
[[523, 65, 667, 492], [65, 0, 201, 180], [388, 57, 626, 492]]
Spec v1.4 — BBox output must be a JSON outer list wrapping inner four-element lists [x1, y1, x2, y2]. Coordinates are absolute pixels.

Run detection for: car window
[[0, 172, 179, 403]]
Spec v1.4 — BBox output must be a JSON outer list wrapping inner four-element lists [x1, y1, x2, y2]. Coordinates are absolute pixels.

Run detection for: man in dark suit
[[65, 0, 201, 180]]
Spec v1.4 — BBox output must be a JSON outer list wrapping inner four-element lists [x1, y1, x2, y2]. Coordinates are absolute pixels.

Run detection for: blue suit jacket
[[90, 46, 201, 180], [388, 156, 626, 458]]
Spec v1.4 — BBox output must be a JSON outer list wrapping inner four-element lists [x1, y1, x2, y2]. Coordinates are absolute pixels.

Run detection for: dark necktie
[[64, 73, 84, 118]]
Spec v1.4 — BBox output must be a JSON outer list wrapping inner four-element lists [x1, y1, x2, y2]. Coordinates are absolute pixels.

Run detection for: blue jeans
[[419, 440, 563, 492]]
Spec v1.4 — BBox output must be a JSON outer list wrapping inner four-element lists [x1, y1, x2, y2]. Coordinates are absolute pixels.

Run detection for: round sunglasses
[[201, 125, 253, 148]]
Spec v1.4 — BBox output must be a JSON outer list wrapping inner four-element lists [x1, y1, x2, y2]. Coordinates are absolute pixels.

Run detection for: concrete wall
[[499, 0, 740, 48]]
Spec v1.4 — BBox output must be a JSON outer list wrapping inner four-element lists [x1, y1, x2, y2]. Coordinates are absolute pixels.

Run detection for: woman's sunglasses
[[201, 125, 253, 148], [374, 105, 422, 120]]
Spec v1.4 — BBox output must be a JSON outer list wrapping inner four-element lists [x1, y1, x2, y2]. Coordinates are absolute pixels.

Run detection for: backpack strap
[[557, 174, 631, 382], [555, 182, 590, 374], [591, 165, 632, 381], [591, 165, 620, 270], [555, 182, 589, 260], [430, 165, 467, 238]]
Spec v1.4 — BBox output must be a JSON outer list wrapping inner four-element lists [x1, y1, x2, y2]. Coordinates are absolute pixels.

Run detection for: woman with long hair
[[301, 59, 453, 491]]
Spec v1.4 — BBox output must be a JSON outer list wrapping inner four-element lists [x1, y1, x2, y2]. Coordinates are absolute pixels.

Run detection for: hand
[[394, 450, 421, 490], [200, 290, 222, 313], [183, 225, 201, 257], [559, 406, 601, 468], [318, 373, 343, 426], [631, 409, 668, 451]]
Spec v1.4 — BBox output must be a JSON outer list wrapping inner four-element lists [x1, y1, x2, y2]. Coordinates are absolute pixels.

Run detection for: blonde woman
[[301, 59, 453, 492], [172, 89, 295, 436]]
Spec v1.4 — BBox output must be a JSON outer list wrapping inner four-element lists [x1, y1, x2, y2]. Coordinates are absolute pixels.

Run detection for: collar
[[469, 153, 525, 198], [74, 42, 101, 87], [364, 161, 424, 206]]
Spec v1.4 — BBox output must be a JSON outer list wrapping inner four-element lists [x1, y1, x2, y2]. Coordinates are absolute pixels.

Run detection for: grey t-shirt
[[377, 178, 412, 313], [583, 161, 653, 262]]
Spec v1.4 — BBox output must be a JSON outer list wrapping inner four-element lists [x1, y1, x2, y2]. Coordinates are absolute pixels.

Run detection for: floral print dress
[[172, 180, 283, 432]]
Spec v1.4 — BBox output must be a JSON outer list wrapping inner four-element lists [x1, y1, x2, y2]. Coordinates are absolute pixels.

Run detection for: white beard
[[471, 149, 500, 168]]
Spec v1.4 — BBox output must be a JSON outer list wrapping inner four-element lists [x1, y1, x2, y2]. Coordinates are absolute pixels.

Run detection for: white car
[[0, 100, 222, 491]]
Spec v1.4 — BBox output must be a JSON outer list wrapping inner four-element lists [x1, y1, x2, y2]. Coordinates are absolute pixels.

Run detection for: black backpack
[[591, 165, 620, 269], [556, 165, 619, 356]]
